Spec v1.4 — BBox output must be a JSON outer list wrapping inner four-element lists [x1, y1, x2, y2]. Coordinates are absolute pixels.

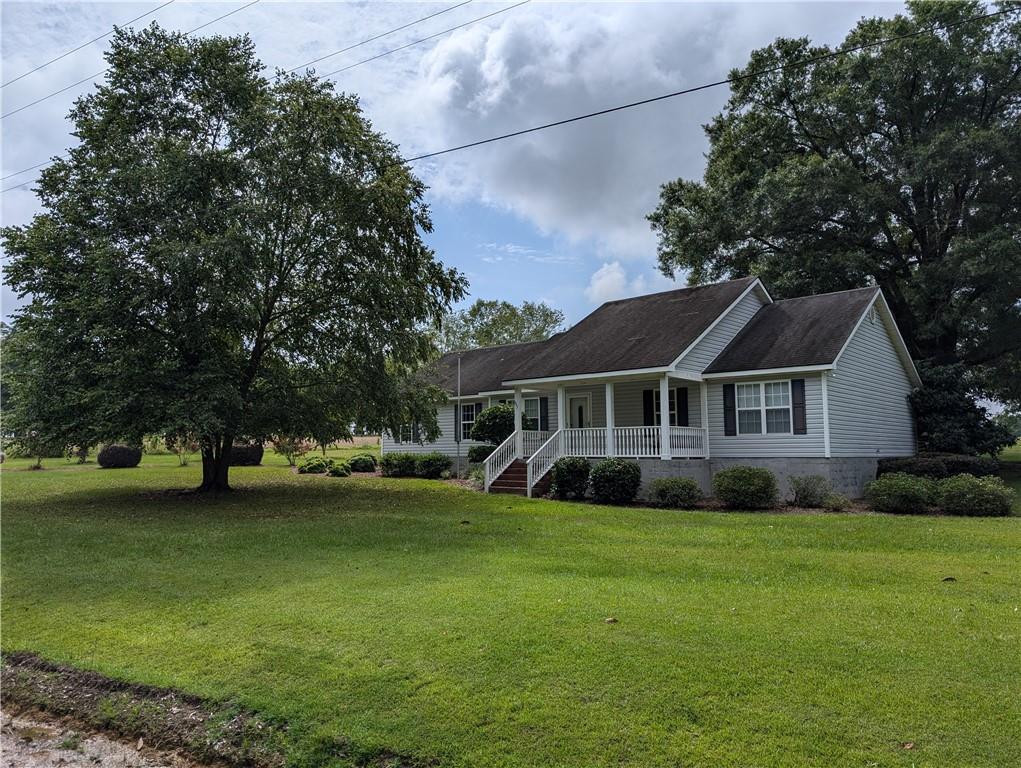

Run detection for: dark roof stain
[[703, 286, 879, 374], [502, 277, 759, 381]]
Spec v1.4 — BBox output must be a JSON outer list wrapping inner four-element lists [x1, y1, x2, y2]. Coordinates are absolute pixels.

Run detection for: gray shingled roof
[[703, 286, 879, 374], [430, 340, 551, 396], [502, 277, 758, 381]]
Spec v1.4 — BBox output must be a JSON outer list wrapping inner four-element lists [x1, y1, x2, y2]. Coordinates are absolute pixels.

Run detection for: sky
[[0, 0, 905, 324]]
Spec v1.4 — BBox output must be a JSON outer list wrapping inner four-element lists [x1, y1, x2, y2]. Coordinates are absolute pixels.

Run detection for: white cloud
[[584, 260, 676, 304]]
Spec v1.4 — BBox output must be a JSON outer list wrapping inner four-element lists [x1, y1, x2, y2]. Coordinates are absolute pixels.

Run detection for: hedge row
[[865, 472, 1013, 516], [877, 453, 999, 479], [380, 452, 452, 479]]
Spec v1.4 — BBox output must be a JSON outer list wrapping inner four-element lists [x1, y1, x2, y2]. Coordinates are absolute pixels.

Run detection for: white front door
[[568, 395, 591, 428]]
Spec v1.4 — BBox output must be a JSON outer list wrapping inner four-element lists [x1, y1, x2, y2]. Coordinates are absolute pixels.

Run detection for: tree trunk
[[197, 434, 233, 492]]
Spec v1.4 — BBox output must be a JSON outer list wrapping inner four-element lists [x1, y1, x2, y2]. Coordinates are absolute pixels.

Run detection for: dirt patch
[[2, 652, 429, 768], [2, 709, 205, 767]]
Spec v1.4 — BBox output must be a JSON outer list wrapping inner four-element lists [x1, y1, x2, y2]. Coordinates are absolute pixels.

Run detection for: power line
[[319, 0, 531, 78], [2, 0, 527, 184], [4, 5, 1017, 195], [0, 0, 262, 120], [2, 0, 178, 88], [286, 0, 474, 74]]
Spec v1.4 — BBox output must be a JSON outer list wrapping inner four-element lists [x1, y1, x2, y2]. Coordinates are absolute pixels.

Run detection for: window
[[522, 397, 540, 430], [652, 389, 679, 426], [735, 381, 792, 435], [392, 423, 416, 443], [461, 403, 479, 441]]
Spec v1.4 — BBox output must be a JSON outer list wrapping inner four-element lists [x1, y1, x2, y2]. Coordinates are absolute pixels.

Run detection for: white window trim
[[735, 380, 793, 435], [460, 402, 480, 441], [652, 388, 681, 427], [521, 396, 541, 431]]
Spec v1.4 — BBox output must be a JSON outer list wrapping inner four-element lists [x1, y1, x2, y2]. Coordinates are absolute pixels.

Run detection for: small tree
[[271, 436, 313, 467], [470, 404, 515, 445]]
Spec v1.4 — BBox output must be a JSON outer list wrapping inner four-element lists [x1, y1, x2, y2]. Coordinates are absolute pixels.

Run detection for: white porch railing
[[612, 426, 660, 457], [526, 429, 562, 497], [522, 430, 553, 456], [562, 427, 606, 457], [484, 432, 517, 492], [669, 426, 706, 457]]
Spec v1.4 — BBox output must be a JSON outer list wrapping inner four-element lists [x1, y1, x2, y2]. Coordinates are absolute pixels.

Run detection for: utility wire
[[2, 0, 177, 88], [2, 0, 526, 183], [1, 0, 262, 120], [287, 0, 473, 74], [4, 4, 1017, 194], [319, 0, 531, 78]]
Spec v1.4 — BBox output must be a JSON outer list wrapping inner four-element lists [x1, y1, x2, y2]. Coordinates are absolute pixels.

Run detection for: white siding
[[828, 309, 916, 457], [611, 379, 702, 427], [707, 374, 826, 457], [675, 289, 767, 375]]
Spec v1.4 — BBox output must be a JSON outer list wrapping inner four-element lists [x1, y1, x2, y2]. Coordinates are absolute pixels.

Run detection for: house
[[382, 277, 921, 498]]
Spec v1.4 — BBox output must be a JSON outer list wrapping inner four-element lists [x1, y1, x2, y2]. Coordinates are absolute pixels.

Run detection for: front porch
[[484, 373, 709, 495]]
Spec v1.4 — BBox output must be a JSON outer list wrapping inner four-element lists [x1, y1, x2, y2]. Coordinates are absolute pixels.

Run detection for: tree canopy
[[649, 1, 1020, 407], [439, 299, 565, 352], [1, 25, 465, 490]]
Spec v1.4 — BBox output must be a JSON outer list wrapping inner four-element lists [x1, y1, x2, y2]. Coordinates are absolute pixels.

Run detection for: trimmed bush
[[712, 466, 779, 510], [467, 444, 496, 464], [326, 461, 351, 478], [877, 456, 948, 479], [822, 492, 852, 512], [590, 458, 642, 505], [648, 477, 702, 509], [937, 474, 1013, 517], [380, 452, 416, 477], [97, 444, 142, 469], [922, 452, 999, 477], [865, 472, 936, 514], [414, 452, 452, 479], [549, 457, 591, 500], [229, 444, 264, 466], [789, 475, 831, 508], [348, 454, 377, 473], [297, 456, 333, 474], [469, 404, 515, 445]]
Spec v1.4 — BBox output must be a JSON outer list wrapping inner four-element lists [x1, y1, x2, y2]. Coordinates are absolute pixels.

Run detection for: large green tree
[[649, 1, 1021, 404], [2, 25, 465, 490], [439, 299, 565, 352]]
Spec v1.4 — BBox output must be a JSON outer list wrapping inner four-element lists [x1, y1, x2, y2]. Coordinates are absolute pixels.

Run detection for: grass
[[2, 459, 1019, 767]]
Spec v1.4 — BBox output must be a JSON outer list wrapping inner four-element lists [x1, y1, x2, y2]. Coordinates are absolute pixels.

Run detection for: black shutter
[[723, 384, 736, 436], [792, 379, 807, 434], [677, 387, 689, 426], [539, 397, 549, 431], [453, 403, 461, 442], [642, 389, 655, 426]]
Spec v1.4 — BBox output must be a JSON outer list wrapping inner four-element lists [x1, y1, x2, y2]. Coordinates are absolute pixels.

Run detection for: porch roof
[[431, 339, 549, 397]]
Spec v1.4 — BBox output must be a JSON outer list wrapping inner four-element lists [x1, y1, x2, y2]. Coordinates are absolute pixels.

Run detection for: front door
[[568, 395, 590, 428]]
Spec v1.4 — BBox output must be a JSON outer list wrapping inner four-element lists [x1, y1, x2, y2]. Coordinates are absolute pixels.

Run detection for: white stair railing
[[525, 429, 563, 497], [522, 430, 553, 456], [484, 431, 518, 492]]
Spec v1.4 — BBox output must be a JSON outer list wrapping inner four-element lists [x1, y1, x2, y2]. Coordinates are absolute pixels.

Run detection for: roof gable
[[502, 277, 758, 382], [703, 287, 880, 374]]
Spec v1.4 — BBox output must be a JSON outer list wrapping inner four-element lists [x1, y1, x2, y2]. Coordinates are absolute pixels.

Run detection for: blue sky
[[1, 0, 904, 325]]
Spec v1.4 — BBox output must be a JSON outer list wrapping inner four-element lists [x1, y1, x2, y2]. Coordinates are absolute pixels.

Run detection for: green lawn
[[2, 461, 1019, 767]]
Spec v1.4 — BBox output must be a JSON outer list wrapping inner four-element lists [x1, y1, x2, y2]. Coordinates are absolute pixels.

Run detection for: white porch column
[[514, 388, 524, 458], [659, 374, 671, 460], [556, 386, 566, 431], [605, 382, 615, 457], [700, 382, 710, 458]]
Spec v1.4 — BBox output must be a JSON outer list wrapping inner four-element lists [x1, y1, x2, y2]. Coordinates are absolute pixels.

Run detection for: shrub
[[348, 454, 377, 473], [469, 404, 515, 445], [229, 444, 264, 466], [590, 458, 642, 505], [549, 457, 591, 500], [712, 466, 779, 510], [467, 465, 485, 490], [414, 452, 452, 479], [937, 474, 1014, 517], [380, 452, 417, 477], [97, 444, 142, 469], [467, 444, 496, 464], [648, 477, 702, 509], [788, 475, 831, 507], [271, 436, 313, 466], [877, 456, 949, 479], [326, 461, 351, 478], [822, 492, 852, 512], [921, 452, 999, 477], [297, 455, 333, 474], [864, 472, 936, 514]]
